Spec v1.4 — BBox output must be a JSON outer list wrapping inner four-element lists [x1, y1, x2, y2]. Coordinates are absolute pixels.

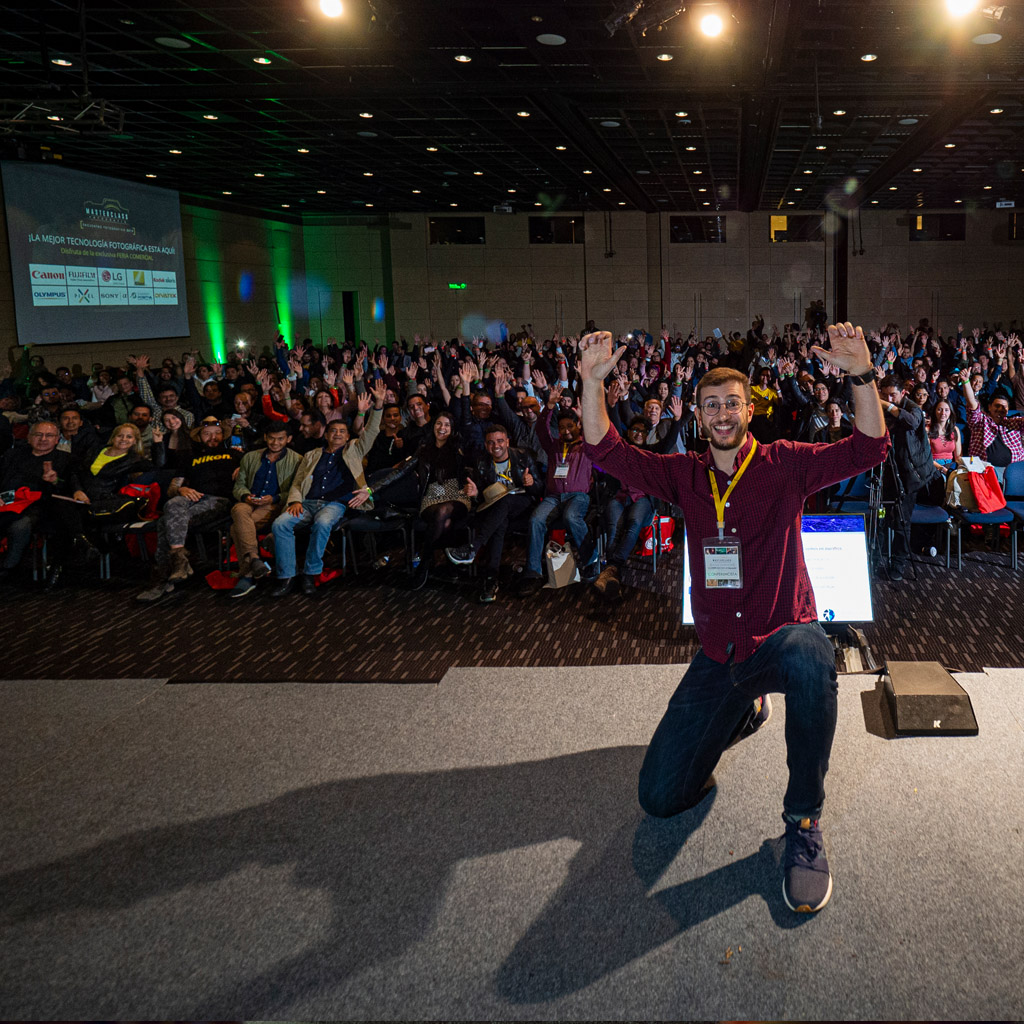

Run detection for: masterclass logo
[[80, 197, 136, 235]]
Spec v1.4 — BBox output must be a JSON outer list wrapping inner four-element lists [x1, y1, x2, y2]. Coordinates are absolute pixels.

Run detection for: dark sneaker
[[782, 816, 833, 913], [479, 576, 498, 603], [230, 576, 256, 598], [250, 559, 271, 580], [445, 544, 476, 566], [593, 564, 621, 600]]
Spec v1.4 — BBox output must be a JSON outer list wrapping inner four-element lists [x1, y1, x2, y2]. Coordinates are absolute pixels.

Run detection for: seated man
[[269, 383, 383, 596], [0, 421, 90, 586], [445, 423, 544, 602], [136, 418, 241, 602], [56, 406, 99, 459], [518, 386, 596, 597], [229, 424, 302, 598]]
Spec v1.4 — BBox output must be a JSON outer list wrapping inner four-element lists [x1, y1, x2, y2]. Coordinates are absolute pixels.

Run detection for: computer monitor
[[681, 513, 874, 625]]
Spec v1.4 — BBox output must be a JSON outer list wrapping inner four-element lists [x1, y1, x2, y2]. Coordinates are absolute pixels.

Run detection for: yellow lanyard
[[707, 437, 758, 538], [494, 460, 513, 484], [560, 443, 569, 464]]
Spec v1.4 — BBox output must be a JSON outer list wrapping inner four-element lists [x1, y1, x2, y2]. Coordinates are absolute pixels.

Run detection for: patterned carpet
[[1, 529, 1020, 682]]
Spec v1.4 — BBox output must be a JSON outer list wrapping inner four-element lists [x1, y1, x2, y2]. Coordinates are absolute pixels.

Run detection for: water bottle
[[373, 555, 389, 570]]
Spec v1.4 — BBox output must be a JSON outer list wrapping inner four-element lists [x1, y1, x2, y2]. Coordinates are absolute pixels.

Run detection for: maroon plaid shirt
[[585, 426, 890, 663]]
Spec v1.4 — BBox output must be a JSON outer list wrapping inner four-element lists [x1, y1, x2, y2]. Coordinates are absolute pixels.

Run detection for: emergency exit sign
[[448, 282, 467, 289]]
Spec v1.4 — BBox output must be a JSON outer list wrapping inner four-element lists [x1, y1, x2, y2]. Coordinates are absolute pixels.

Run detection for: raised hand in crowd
[[546, 383, 565, 409], [531, 369, 548, 391], [183, 355, 196, 377], [369, 378, 387, 406], [323, 369, 337, 387], [668, 395, 684, 420], [356, 392, 372, 415], [463, 478, 478, 499]]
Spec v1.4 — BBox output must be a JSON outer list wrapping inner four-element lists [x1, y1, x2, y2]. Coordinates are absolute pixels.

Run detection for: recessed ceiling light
[[155, 36, 190, 49], [833, 109, 846, 115], [254, 172, 265, 177], [861, 53, 877, 61], [51, 58, 72, 66], [703, 201, 710, 206], [363, 171, 373, 176], [412, 189, 421, 193], [145, 173, 157, 178], [990, 107, 1004, 114], [794, 187, 803, 191], [945, 143, 956, 148], [555, 145, 567, 151], [803, 169, 813, 174], [972, 33, 1002, 44], [321, 0, 343, 15], [954, 198, 962, 203], [222, 190, 232, 195], [297, 147, 310, 153], [516, 110, 530, 117], [871, 199, 878, 204], [619, 201, 626, 205], [984, 185, 993, 189], [583, 169, 592, 174], [685, 145, 697, 151], [535, 201, 542, 206], [816, 144, 827, 150], [46, 115, 61, 121], [507, 188, 516, 193], [656, 53, 673, 61], [536, 33, 567, 45], [168, 149, 182, 154], [698, 187, 707, 192], [253, 56, 272, 64], [911, 167, 923, 173], [359, 111, 373, 118], [889, 186, 898, 190], [356, 130, 377, 137], [531, 14, 543, 21], [675, 111, 688, 117], [787, 201, 795, 205], [282, 204, 291, 208], [603, 188, 611, 192], [473, 170, 483, 175], [454, 54, 472, 62], [601, 120, 620, 127], [450, 202, 458, 207], [365, 203, 374, 207], [202, 114, 218, 120], [899, 117, 919, 125], [426, 146, 438, 151], [693, 170, 702, 174], [317, 189, 327, 194], [119, 18, 134, 24], [637, 169, 650, 174]]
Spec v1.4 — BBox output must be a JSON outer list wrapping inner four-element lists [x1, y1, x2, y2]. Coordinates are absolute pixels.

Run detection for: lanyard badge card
[[702, 438, 756, 591]]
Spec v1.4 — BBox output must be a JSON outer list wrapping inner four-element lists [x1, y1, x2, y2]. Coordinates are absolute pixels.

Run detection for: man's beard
[[705, 420, 748, 451]]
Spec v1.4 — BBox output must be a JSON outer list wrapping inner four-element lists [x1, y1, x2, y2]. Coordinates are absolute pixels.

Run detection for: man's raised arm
[[579, 331, 627, 445]]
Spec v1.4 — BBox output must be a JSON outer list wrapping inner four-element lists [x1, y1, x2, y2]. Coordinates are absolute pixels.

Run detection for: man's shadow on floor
[[0, 745, 808, 1017]]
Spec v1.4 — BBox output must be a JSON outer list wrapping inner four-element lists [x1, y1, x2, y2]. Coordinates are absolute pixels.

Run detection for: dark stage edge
[[1, 544, 1020, 682]]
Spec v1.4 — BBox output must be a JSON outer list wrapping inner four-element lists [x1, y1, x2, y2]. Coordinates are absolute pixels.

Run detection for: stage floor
[[1, 665, 1022, 1021]]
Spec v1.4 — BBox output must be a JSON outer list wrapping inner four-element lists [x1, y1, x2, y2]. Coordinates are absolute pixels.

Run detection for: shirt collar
[[699, 431, 756, 474]]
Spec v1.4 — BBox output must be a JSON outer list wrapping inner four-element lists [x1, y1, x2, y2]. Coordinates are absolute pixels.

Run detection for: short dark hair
[[878, 375, 901, 392], [627, 415, 648, 432], [264, 423, 289, 436], [382, 402, 401, 416], [556, 410, 579, 426], [130, 402, 152, 414], [303, 410, 327, 427], [483, 423, 509, 439], [158, 384, 178, 396]]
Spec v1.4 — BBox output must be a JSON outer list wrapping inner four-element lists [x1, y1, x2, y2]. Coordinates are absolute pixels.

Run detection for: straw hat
[[476, 481, 514, 513]]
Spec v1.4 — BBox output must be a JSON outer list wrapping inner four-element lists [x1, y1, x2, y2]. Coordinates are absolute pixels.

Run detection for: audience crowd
[[2, 313, 1022, 600]]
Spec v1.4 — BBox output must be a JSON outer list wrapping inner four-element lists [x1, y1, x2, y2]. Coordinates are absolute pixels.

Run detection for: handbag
[[944, 466, 978, 511], [0, 486, 42, 514], [968, 465, 1007, 513], [639, 515, 675, 556], [543, 540, 579, 588]]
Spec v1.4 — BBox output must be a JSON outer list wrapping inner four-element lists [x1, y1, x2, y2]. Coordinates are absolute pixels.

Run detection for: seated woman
[[78, 422, 154, 532], [928, 399, 962, 474]]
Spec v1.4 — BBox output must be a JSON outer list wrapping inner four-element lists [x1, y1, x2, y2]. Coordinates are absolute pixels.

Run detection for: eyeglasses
[[699, 397, 746, 415]]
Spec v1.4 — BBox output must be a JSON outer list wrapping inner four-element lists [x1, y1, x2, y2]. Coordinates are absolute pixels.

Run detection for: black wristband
[[848, 368, 876, 386]]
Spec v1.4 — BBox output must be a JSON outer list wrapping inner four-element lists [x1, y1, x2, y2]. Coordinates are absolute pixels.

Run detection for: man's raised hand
[[579, 331, 626, 382], [811, 323, 872, 375]]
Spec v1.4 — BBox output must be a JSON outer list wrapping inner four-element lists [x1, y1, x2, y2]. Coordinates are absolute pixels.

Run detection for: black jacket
[[469, 447, 544, 499], [77, 442, 153, 502], [886, 397, 939, 493]]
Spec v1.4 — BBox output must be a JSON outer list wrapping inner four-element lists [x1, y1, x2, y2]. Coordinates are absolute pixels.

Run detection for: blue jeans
[[604, 495, 654, 566], [271, 499, 347, 578], [527, 492, 591, 575], [638, 622, 838, 821]]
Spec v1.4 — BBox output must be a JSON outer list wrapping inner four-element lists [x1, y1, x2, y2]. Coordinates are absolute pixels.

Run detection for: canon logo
[[31, 270, 65, 280]]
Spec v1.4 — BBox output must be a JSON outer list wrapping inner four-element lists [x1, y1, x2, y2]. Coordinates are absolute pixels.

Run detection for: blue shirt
[[251, 451, 280, 500], [308, 448, 356, 501]]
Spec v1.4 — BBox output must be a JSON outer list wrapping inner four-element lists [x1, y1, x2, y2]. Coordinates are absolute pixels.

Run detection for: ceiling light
[[473, 170, 483, 175], [365, 203, 374, 208], [861, 53, 877, 61], [202, 114, 218, 120], [972, 33, 1001, 44], [787, 201, 795, 205], [282, 204, 291, 208], [119, 18, 134, 24], [536, 33, 566, 45], [618, 201, 626, 205], [320, 0, 343, 16], [507, 188, 516, 193], [412, 189, 421, 194], [363, 171, 373, 176], [583, 169, 592, 174], [450, 202, 458, 207], [947, 0, 979, 15], [833, 109, 846, 115], [912, 167, 923, 173], [155, 37, 190, 49], [145, 173, 157, 178], [516, 110, 530, 117], [254, 172, 265, 177], [990, 107, 1004, 114], [555, 145, 567, 151], [700, 13, 724, 36], [816, 144, 827, 150], [601, 120, 621, 127], [703, 202, 710, 206], [984, 185, 992, 189], [317, 189, 327, 194], [675, 111, 688, 117], [454, 54, 471, 62], [297, 148, 309, 153], [222, 190, 232, 195], [889, 186, 898, 190], [685, 145, 697, 151], [46, 115, 61, 121], [945, 143, 956, 148], [899, 117, 919, 125], [871, 199, 878, 204], [954, 198, 962, 203], [357, 131, 377, 138], [603, 188, 612, 192], [168, 149, 182, 154], [359, 111, 373, 118], [803, 169, 813, 174], [535, 201, 542, 206], [426, 146, 438, 151], [693, 169, 702, 174], [794, 187, 803, 191], [253, 56, 272, 64], [51, 58, 72, 67], [698, 187, 707, 192], [656, 53, 673, 61]]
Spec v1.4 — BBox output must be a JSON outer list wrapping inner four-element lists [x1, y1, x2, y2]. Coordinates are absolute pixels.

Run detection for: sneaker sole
[[230, 581, 256, 598], [783, 872, 833, 913], [445, 550, 475, 566]]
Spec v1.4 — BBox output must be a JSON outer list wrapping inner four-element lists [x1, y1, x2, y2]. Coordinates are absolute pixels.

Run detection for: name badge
[[554, 463, 570, 479], [702, 535, 743, 589]]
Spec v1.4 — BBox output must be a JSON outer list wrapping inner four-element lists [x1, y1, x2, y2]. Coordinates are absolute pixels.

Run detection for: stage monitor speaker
[[882, 661, 979, 736]]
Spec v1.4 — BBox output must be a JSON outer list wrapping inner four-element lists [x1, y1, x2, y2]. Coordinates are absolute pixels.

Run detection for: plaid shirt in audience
[[585, 426, 889, 663], [966, 406, 1024, 462]]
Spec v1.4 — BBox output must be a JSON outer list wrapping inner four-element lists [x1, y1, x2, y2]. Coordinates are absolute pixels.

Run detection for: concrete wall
[[0, 200, 308, 375]]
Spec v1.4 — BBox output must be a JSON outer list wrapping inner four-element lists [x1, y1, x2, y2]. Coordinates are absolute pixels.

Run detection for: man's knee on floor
[[638, 771, 711, 819]]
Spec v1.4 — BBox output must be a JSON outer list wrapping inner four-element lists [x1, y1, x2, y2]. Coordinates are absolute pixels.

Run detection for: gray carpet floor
[[1, 666, 1022, 1021]]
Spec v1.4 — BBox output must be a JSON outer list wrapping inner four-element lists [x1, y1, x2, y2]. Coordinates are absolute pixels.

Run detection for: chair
[[828, 471, 872, 514], [952, 468, 1017, 570], [1002, 462, 1024, 568], [887, 502, 952, 570]]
